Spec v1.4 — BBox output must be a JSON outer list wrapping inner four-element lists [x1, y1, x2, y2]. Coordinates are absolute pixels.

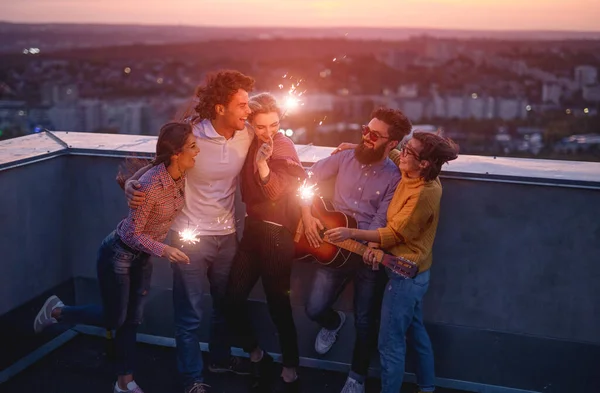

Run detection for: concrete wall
[[8, 154, 597, 345], [0, 158, 69, 315], [430, 179, 600, 344]]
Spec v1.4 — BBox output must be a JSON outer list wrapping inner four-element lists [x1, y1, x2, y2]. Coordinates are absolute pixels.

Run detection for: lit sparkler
[[279, 75, 306, 115], [298, 179, 318, 202], [178, 226, 201, 245]]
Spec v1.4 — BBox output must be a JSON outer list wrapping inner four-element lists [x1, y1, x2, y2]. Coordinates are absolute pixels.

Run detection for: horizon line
[[2, 20, 600, 35]]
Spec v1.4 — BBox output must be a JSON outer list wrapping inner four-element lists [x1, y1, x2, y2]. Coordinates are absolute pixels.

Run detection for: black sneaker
[[208, 355, 252, 375], [250, 352, 275, 389], [272, 377, 300, 393]]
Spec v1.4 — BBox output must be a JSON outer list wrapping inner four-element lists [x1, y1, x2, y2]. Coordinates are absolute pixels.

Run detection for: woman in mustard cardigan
[[326, 131, 459, 393]]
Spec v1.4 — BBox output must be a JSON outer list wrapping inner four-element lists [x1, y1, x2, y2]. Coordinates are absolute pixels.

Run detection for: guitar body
[[294, 197, 357, 268]]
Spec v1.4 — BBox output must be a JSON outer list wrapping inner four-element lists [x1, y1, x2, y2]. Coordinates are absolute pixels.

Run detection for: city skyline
[[3, 0, 600, 32]]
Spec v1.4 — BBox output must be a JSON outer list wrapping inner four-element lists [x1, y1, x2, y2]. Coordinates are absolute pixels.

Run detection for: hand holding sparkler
[[163, 245, 190, 264], [256, 136, 274, 165]]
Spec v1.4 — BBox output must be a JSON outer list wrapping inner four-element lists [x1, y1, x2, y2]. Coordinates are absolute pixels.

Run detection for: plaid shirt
[[116, 163, 185, 257]]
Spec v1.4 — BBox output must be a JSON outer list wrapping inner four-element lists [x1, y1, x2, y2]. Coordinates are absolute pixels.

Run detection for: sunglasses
[[361, 125, 389, 142], [399, 142, 421, 160]]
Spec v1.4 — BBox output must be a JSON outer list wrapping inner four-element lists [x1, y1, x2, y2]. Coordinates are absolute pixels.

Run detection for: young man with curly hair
[[125, 70, 255, 393]]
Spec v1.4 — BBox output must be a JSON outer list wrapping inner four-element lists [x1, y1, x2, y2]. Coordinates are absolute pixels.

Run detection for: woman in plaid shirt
[[33, 122, 200, 393]]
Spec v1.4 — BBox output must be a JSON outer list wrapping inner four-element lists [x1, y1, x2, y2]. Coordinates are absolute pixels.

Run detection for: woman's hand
[[302, 213, 324, 248], [256, 137, 274, 164], [163, 246, 190, 264], [324, 227, 353, 243], [363, 246, 378, 266], [331, 142, 358, 155]]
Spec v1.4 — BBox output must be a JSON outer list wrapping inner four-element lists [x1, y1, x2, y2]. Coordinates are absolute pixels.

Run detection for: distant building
[[41, 83, 79, 106], [399, 99, 426, 121], [582, 85, 600, 102], [446, 96, 465, 119], [496, 98, 527, 121], [397, 84, 418, 98], [47, 106, 80, 131], [377, 49, 414, 70], [574, 65, 598, 88], [542, 83, 562, 104], [300, 94, 336, 113], [0, 100, 28, 131]]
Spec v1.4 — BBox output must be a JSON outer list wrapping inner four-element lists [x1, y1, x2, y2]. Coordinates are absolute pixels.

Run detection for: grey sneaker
[[184, 382, 211, 393], [340, 377, 365, 393], [113, 381, 145, 393], [315, 310, 346, 354], [33, 295, 64, 333]]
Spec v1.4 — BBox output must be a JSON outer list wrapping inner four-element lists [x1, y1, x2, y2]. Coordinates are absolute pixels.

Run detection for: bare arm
[[324, 227, 381, 243]]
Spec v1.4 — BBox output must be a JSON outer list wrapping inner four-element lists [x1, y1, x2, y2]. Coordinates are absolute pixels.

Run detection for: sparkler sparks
[[178, 227, 200, 245], [298, 179, 318, 202], [279, 75, 306, 115]]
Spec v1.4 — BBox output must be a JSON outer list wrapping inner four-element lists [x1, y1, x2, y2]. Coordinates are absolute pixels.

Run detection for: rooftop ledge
[[1, 131, 600, 190]]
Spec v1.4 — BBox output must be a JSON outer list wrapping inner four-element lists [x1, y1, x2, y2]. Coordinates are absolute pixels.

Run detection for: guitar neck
[[324, 237, 386, 264], [330, 238, 369, 256]]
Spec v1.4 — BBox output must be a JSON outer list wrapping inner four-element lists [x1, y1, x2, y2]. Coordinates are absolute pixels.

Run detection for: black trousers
[[225, 219, 300, 367]]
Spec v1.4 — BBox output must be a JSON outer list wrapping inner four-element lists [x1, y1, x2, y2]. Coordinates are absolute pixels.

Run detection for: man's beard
[[354, 140, 387, 165]]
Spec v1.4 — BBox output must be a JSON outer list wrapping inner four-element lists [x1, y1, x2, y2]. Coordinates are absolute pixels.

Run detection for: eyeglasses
[[362, 125, 389, 142], [399, 142, 421, 160]]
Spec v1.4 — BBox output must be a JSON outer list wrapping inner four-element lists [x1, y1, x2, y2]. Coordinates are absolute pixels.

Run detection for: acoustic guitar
[[294, 197, 418, 278]]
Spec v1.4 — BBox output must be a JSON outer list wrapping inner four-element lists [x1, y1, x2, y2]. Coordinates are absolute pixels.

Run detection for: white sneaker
[[314, 310, 346, 354], [33, 295, 64, 333], [114, 380, 145, 393], [340, 376, 365, 393]]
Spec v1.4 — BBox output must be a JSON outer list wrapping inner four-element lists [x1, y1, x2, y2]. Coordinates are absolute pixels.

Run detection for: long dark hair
[[116, 122, 193, 189], [412, 131, 459, 181], [153, 122, 193, 167]]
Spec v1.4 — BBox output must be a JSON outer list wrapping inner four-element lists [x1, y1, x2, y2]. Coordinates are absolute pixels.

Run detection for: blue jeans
[[171, 232, 237, 387], [378, 269, 435, 393], [305, 254, 386, 383], [60, 230, 152, 376]]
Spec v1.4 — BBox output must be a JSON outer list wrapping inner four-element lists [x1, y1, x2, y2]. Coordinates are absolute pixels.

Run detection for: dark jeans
[[60, 230, 152, 376], [379, 269, 435, 392], [225, 219, 299, 367], [171, 231, 237, 387], [305, 254, 386, 382]]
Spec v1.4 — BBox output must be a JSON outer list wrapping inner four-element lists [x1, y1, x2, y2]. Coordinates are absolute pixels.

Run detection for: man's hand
[[302, 213, 324, 249], [163, 246, 190, 264], [331, 142, 358, 155], [125, 180, 145, 208], [324, 227, 352, 243]]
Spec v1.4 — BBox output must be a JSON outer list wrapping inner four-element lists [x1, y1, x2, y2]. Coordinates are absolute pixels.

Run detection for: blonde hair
[[248, 92, 283, 123]]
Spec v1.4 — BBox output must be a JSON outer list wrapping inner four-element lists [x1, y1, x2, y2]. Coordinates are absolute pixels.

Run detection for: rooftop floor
[[2, 334, 468, 393]]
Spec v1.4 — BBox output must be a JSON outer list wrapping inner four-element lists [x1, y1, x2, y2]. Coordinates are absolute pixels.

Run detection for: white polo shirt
[[172, 119, 253, 235]]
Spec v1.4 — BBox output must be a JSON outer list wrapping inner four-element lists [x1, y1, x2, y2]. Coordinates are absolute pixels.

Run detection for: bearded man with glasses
[[301, 107, 412, 393]]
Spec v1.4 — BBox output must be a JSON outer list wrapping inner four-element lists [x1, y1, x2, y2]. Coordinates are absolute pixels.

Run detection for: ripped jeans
[[59, 230, 152, 376]]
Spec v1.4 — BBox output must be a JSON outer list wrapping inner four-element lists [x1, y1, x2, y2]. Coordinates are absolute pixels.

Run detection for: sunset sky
[[3, 0, 600, 31]]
